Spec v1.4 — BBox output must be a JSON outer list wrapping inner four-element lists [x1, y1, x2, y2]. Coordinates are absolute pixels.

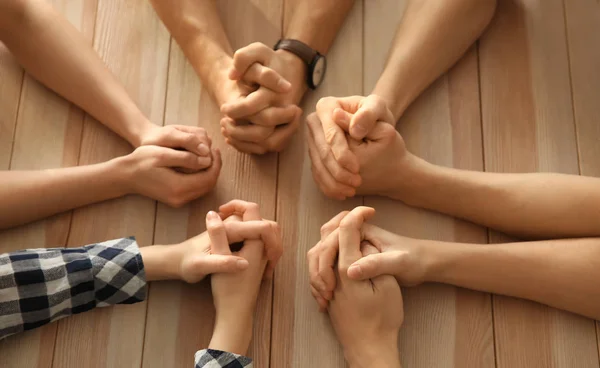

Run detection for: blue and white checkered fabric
[[0, 237, 146, 339]]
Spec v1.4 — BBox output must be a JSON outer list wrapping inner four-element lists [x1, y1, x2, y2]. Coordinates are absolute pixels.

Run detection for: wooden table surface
[[0, 0, 599, 367]]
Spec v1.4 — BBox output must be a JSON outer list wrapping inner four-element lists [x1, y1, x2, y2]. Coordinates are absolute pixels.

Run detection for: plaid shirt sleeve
[[0, 237, 146, 339], [194, 349, 253, 367]]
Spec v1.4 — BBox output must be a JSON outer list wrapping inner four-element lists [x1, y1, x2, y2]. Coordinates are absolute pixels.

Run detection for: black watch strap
[[274, 39, 318, 67]]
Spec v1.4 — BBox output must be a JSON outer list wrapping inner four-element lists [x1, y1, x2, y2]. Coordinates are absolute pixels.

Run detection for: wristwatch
[[274, 39, 327, 90]]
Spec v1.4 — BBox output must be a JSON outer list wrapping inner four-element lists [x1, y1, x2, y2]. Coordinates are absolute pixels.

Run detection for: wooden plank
[[270, 2, 363, 367], [563, 0, 600, 359], [0, 2, 96, 367], [142, 1, 281, 367], [479, 0, 599, 367], [0, 44, 23, 169], [363, 1, 494, 367], [50, 1, 169, 367]]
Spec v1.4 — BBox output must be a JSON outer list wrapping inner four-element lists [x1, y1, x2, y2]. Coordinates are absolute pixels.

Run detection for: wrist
[[274, 49, 308, 98], [139, 244, 183, 282], [388, 153, 434, 202], [345, 335, 401, 368], [105, 156, 135, 197], [209, 308, 254, 355]]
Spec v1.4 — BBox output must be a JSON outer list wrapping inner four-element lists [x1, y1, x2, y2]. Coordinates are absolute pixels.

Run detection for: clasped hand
[[217, 42, 306, 154], [306, 95, 411, 200]]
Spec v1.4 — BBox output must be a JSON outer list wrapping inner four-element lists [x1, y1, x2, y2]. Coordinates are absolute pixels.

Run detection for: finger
[[350, 95, 395, 140], [360, 241, 380, 257], [262, 108, 302, 152], [179, 148, 222, 199], [347, 252, 399, 281], [308, 243, 328, 296], [320, 211, 350, 240], [307, 113, 361, 187], [219, 199, 259, 220], [313, 106, 360, 174], [307, 132, 355, 199], [223, 220, 282, 263], [310, 285, 329, 312], [338, 206, 376, 270], [192, 254, 249, 275], [241, 63, 291, 93], [248, 105, 299, 127], [221, 88, 275, 120], [230, 42, 274, 79], [317, 227, 339, 299], [155, 147, 211, 171], [221, 117, 273, 143], [225, 137, 268, 155], [162, 127, 209, 156], [173, 126, 212, 150], [206, 211, 230, 255]]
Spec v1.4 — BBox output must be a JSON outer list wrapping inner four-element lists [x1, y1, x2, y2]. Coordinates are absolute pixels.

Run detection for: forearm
[[394, 156, 600, 239], [284, 0, 354, 55], [0, 0, 152, 146], [149, 0, 232, 104], [208, 309, 254, 356], [0, 159, 129, 229], [372, 0, 496, 120], [428, 238, 600, 320]]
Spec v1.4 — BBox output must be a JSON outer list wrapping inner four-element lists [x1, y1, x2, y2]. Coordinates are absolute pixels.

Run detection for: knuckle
[[323, 126, 338, 145]]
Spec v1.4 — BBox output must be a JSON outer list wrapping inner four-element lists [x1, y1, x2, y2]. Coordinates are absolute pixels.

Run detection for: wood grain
[[0, 44, 22, 169], [142, 1, 281, 367], [563, 0, 600, 357], [50, 1, 169, 367], [0, 1, 96, 367], [364, 1, 494, 367], [479, 0, 598, 367], [270, 2, 364, 367]]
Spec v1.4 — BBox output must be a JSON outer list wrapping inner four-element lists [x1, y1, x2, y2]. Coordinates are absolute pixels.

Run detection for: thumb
[[346, 253, 394, 280], [349, 109, 378, 140], [194, 254, 249, 275], [333, 108, 353, 132]]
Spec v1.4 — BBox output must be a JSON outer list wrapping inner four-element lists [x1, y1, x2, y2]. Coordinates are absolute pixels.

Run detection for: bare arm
[[0, 160, 126, 229], [0, 0, 155, 147], [149, 0, 233, 105], [372, 0, 497, 120], [429, 237, 600, 320], [393, 156, 600, 239], [0, 146, 222, 230]]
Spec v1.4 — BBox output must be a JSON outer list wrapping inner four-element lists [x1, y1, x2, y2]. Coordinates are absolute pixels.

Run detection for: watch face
[[312, 56, 327, 88]]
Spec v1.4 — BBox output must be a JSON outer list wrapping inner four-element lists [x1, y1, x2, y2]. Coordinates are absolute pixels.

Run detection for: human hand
[[306, 95, 410, 199], [308, 207, 431, 310], [117, 145, 222, 207], [326, 207, 403, 368], [209, 201, 268, 355], [137, 124, 213, 171], [218, 43, 305, 154], [218, 199, 282, 278]]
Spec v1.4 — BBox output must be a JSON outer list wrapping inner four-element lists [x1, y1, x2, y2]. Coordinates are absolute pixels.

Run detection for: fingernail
[[237, 259, 249, 269], [207, 211, 218, 219], [278, 78, 292, 91], [351, 124, 367, 138], [197, 144, 210, 155], [348, 264, 363, 278]]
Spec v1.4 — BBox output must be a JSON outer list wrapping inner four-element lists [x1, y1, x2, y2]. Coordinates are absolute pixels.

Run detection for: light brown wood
[[0, 44, 22, 169], [0, 2, 96, 367], [50, 1, 169, 367], [142, 1, 281, 367], [563, 0, 600, 356], [364, 1, 494, 367], [270, 2, 364, 367], [479, 0, 599, 367], [1, 0, 600, 366]]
